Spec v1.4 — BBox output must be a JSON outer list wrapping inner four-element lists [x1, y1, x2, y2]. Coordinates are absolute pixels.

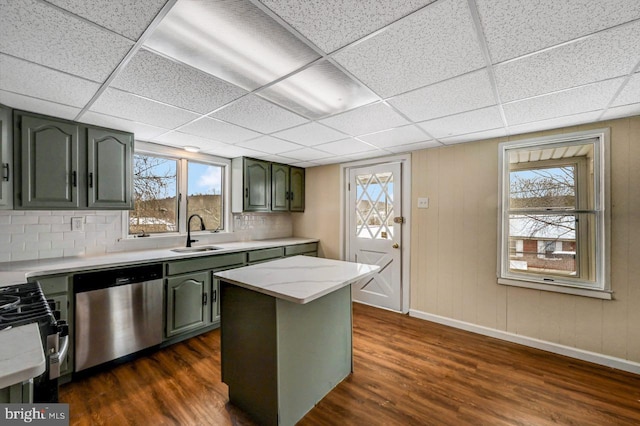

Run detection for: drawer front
[[247, 247, 284, 263], [284, 243, 318, 256], [167, 252, 246, 275], [35, 275, 69, 295]]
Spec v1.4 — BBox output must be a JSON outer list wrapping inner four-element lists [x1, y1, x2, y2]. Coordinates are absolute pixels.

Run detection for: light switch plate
[[417, 197, 429, 209], [71, 217, 84, 231]]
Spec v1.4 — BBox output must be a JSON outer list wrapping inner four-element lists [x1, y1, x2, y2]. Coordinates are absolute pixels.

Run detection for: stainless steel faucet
[[186, 214, 206, 247]]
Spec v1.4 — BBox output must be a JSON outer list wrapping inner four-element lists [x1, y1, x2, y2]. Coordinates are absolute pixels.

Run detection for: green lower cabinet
[[165, 271, 211, 338], [0, 380, 33, 403], [211, 275, 220, 323]]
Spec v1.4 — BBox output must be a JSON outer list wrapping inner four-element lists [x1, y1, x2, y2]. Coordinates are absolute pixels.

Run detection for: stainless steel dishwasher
[[74, 264, 163, 372]]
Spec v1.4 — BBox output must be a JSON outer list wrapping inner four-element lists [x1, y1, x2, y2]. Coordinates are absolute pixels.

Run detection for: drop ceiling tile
[[45, 0, 168, 40], [388, 69, 496, 122], [503, 78, 623, 126], [257, 60, 378, 119], [358, 125, 430, 149], [90, 88, 200, 129], [291, 161, 319, 168], [210, 95, 308, 134], [495, 21, 640, 102], [439, 128, 507, 145], [152, 131, 231, 153], [260, 0, 435, 53], [144, 0, 319, 90], [612, 73, 640, 107], [344, 150, 387, 161], [179, 117, 261, 144], [319, 102, 409, 136], [0, 0, 133, 82], [601, 103, 640, 120], [282, 147, 333, 162], [507, 111, 603, 136], [80, 111, 169, 141], [272, 122, 346, 146], [332, 0, 485, 97], [315, 138, 379, 156], [112, 49, 246, 114], [255, 154, 298, 164], [476, 0, 640, 63], [235, 136, 302, 154], [384, 140, 441, 154], [0, 54, 100, 107], [418, 106, 504, 139], [209, 145, 267, 159], [0, 90, 80, 120], [312, 156, 343, 165]]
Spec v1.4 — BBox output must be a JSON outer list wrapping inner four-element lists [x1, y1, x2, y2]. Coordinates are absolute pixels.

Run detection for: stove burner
[[0, 294, 20, 312], [0, 282, 55, 329]]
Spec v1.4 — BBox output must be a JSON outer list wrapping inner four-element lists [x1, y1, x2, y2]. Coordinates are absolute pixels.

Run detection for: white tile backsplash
[[0, 210, 293, 262]]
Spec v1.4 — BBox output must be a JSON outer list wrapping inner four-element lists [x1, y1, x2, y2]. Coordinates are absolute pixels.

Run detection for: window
[[498, 129, 610, 299], [129, 144, 229, 237]]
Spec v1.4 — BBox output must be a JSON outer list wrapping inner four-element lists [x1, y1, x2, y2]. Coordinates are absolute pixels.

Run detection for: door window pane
[[130, 154, 177, 234], [187, 161, 223, 231], [355, 172, 394, 239]]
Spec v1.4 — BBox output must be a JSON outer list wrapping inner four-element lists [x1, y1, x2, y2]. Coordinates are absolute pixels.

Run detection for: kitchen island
[[214, 256, 379, 426]]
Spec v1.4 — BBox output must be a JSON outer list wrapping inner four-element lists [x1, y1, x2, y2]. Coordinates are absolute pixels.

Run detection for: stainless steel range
[[0, 282, 69, 402]]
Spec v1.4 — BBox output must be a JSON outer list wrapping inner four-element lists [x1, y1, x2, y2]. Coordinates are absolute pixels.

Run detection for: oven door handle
[[49, 334, 69, 380]]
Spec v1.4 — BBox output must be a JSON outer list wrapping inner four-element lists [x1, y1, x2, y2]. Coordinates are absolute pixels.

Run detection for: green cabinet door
[[289, 166, 305, 212], [0, 105, 11, 208], [271, 163, 290, 211], [20, 114, 80, 208], [87, 127, 133, 209], [211, 275, 220, 323], [166, 271, 210, 338], [244, 158, 270, 211]]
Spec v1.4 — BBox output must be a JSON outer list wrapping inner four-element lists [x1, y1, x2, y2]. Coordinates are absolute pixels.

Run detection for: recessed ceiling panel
[[179, 116, 261, 144], [80, 111, 170, 140], [144, 0, 320, 90], [0, 0, 133, 83], [495, 21, 640, 102], [611, 72, 640, 107], [210, 95, 308, 134], [358, 125, 430, 149], [45, 0, 169, 41], [112, 49, 246, 114], [319, 102, 409, 136], [272, 122, 346, 146], [235, 136, 302, 154], [0, 54, 100, 107], [332, 0, 485, 97], [315, 138, 379, 156], [503, 78, 624, 126], [418, 106, 504, 138], [260, 0, 435, 53], [258, 60, 378, 119], [476, 0, 640, 63], [90, 88, 200, 129], [0, 90, 81, 120], [388, 69, 496, 122]]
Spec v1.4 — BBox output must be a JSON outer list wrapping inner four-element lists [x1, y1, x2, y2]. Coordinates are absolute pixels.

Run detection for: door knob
[[392, 243, 399, 249]]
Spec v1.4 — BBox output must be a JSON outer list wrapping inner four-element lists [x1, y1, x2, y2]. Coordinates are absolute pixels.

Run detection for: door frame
[[340, 154, 411, 314]]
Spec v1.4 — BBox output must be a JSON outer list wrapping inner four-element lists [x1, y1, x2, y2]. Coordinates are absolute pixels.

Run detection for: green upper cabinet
[[19, 114, 81, 209], [13, 110, 134, 210], [289, 166, 305, 212], [232, 157, 305, 213], [0, 105, 12, 209], [271, 163, 290, 212], [87, 127, 133, 209]]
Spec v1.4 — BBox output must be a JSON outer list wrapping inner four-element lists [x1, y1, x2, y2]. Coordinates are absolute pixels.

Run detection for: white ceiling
[[1, 0, 639, 168]]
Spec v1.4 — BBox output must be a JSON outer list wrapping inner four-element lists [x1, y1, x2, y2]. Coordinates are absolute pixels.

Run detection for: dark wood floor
[[60, 303, 640, 425]]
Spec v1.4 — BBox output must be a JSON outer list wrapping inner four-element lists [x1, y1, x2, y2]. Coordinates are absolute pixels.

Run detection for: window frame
[[127, 141, 231, 238], [497, 129, 611, 300]]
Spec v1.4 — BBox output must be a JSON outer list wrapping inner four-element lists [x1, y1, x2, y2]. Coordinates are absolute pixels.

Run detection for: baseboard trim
[[408, 309, 640, 375]]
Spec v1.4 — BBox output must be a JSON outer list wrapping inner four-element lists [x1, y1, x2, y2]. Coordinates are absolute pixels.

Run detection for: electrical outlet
[[417, 197, 429, 209], [71, 217, 84, 231]]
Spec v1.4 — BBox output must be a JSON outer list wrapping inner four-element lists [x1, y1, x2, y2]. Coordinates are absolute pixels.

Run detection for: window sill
[[498, 277, 612, 300]]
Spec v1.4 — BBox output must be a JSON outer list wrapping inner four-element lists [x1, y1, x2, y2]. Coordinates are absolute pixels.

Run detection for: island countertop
[[0, 323, 45, 389], [214, 256, 379, 304]]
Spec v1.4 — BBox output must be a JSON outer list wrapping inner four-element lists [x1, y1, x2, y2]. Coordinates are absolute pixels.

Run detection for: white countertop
[[214, 256, 379, 304], [0, 237, 318, 287], [0, 323, 46, 388]]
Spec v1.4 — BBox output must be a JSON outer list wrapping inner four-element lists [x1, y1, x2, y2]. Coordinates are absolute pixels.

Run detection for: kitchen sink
[[171, 246, 222, 253]]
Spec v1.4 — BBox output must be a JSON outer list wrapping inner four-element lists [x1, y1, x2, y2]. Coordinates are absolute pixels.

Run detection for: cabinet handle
[[213, 289, 217, 302], [72, 171, 77, 187], [88, 172, 93, 188], [202, 293, 208, 306], [290, 191, 294, 201], [245, 188, 248, 198], [2, 163, 8, 182]]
